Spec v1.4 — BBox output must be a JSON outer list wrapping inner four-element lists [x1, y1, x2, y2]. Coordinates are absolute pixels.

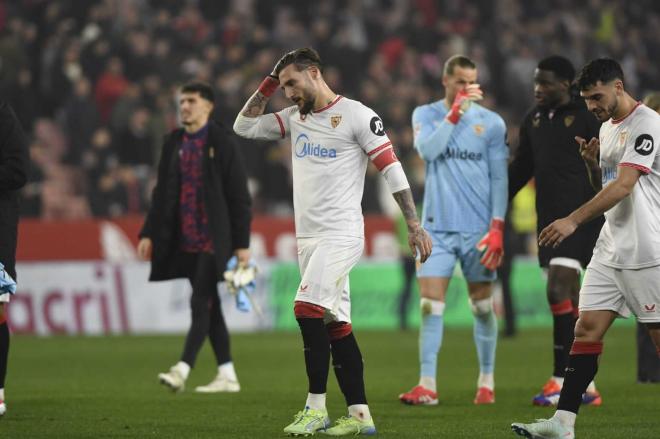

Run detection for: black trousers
[[180, 252, 231, 368]]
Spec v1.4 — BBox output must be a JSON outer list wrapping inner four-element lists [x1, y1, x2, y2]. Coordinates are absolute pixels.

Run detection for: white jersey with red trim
[[593, 103, 660, 269], [245, 95, 398, 237]]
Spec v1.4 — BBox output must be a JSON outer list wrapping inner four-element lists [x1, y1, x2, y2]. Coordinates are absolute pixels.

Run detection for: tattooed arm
[[392, 188, 432, 262], [240, 90, 272, 118], [233, 63, 286, 140]]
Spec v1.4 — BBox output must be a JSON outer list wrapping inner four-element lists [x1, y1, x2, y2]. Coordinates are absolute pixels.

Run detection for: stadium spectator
[[398, 55, 508, 407], [233, 47, 431, 436], [512, 58, 660, 439], [0, 0, 656, 219], [138, 81, 252, 394], [0, 101, 30, 417], [508, 56, 604, 406]]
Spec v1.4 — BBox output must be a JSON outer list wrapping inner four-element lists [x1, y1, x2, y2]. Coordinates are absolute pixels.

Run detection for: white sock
[[348, 404, 371, 421], [305, 393, 326, 411], [478, 372, 494, 390], [419, 376, 437, 392], [551, 376, 564, 386], [0, 388, 4, 401], [173, 361, 190, 380], [586, 380, 596, 392], [218, 361, 238, 382], [552, 409, 577, 428]]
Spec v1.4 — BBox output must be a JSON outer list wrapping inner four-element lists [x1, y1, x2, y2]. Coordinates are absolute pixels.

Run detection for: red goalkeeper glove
[[476, 218, 504, 270], [446, 84, 483, 124]]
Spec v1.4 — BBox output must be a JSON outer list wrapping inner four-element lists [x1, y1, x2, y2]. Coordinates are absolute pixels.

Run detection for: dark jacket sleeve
[[0, 101, 29, 191], [140, 135, 173, 239], [508, 115, 534, 200], [220, 128, 252, 250]]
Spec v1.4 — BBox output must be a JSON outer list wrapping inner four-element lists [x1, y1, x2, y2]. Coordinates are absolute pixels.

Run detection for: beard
[[296, 89, 316, 115]]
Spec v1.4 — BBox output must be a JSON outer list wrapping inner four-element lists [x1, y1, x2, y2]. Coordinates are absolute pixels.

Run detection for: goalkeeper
[[399, 55, 508, 406]]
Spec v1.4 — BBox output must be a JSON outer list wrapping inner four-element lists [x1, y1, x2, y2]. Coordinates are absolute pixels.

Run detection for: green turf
[[1, 324, 657, 438]]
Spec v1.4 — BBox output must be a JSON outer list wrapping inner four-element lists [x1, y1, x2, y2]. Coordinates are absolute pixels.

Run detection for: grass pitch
[[1, 324, 657, 438]]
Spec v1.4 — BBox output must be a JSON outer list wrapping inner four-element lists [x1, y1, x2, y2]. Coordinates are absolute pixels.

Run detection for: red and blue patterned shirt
[[179, 124, 213, 253]]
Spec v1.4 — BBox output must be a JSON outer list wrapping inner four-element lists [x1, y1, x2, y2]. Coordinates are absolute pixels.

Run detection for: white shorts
[[295, 236, 364, 324], [0, 293, 9, 303], [580, 260, 660, 323]]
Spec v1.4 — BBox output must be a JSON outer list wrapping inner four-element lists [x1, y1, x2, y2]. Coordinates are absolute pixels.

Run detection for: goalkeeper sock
[[472, 299, 497, 377], [419, 298, 444, 391], [0, 321, 8, 390]]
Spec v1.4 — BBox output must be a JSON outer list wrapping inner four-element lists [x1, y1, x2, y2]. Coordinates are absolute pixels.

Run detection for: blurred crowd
[[2, 0, 659, 219]]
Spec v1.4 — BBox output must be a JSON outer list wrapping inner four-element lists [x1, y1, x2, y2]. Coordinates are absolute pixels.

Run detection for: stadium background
[[2, 1, 660, 438], [6, 0, 660, 335]]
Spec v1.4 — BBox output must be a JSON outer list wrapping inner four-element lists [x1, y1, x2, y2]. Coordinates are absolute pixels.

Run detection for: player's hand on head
[[271, 50, 294, 79], [408, 224, 432, 263], [538, 217, 578, 248]]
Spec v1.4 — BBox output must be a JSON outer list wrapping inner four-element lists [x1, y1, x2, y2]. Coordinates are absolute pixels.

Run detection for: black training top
[[509, 99, 605, 267]]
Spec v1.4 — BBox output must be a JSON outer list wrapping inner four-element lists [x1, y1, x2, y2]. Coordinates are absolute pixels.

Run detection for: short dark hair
[[443, 55, 476, 76], [180, 81, 215, 103], [537, 56, 575, 82], [576, 58, 624, 90], [274, 48, 323, 76]]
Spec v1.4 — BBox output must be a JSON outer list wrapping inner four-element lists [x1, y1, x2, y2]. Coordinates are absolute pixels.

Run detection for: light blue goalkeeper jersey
[[413, 100, 509, 233]]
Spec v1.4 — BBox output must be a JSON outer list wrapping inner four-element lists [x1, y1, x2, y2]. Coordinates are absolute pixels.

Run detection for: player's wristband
[[258, 75, 279, 97], [490, 218, 505, 232]]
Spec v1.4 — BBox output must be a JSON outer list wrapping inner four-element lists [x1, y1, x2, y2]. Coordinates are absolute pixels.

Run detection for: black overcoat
[[140, 120, 251, 280], [0, 101, 29, 280]]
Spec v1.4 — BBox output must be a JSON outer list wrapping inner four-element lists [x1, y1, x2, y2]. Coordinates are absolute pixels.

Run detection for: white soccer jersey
[[593, 103, 660, 269], [239, 95, 400, 237]]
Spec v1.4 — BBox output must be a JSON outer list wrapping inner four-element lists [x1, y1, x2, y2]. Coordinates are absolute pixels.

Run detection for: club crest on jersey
[[330, 115, 342, 128], [619, 131, 628, 148], [473, 124, 484, 136], [532, 113, 540, 128], [294, 133, 337, 159], [564, 115, 575, 127]]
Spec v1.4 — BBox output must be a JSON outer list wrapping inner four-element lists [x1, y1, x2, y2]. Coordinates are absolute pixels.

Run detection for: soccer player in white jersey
[[233, 48, 432, 436], [512, 58, 660, 439], [399, 55, 508, 407]]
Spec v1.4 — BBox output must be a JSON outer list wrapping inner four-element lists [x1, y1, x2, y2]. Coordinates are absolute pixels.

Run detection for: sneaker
[[399, 385, 438, 405], [158, 367, 185, 393], [0, 400, 5, 416], [511, 418, 575, 438], [195, 375, 240, 393], [323, 416, 376, 436], [474, 387, 495, 404], [283, 407, 330, 436], [532, 379, 562, 407], [581, 389, 602, 406]]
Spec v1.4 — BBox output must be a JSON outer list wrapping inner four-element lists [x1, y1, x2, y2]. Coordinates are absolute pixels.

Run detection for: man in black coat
[[509, 56, 604, 407], [138, 82, 252, 393], [0, 101, 29, 416]]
